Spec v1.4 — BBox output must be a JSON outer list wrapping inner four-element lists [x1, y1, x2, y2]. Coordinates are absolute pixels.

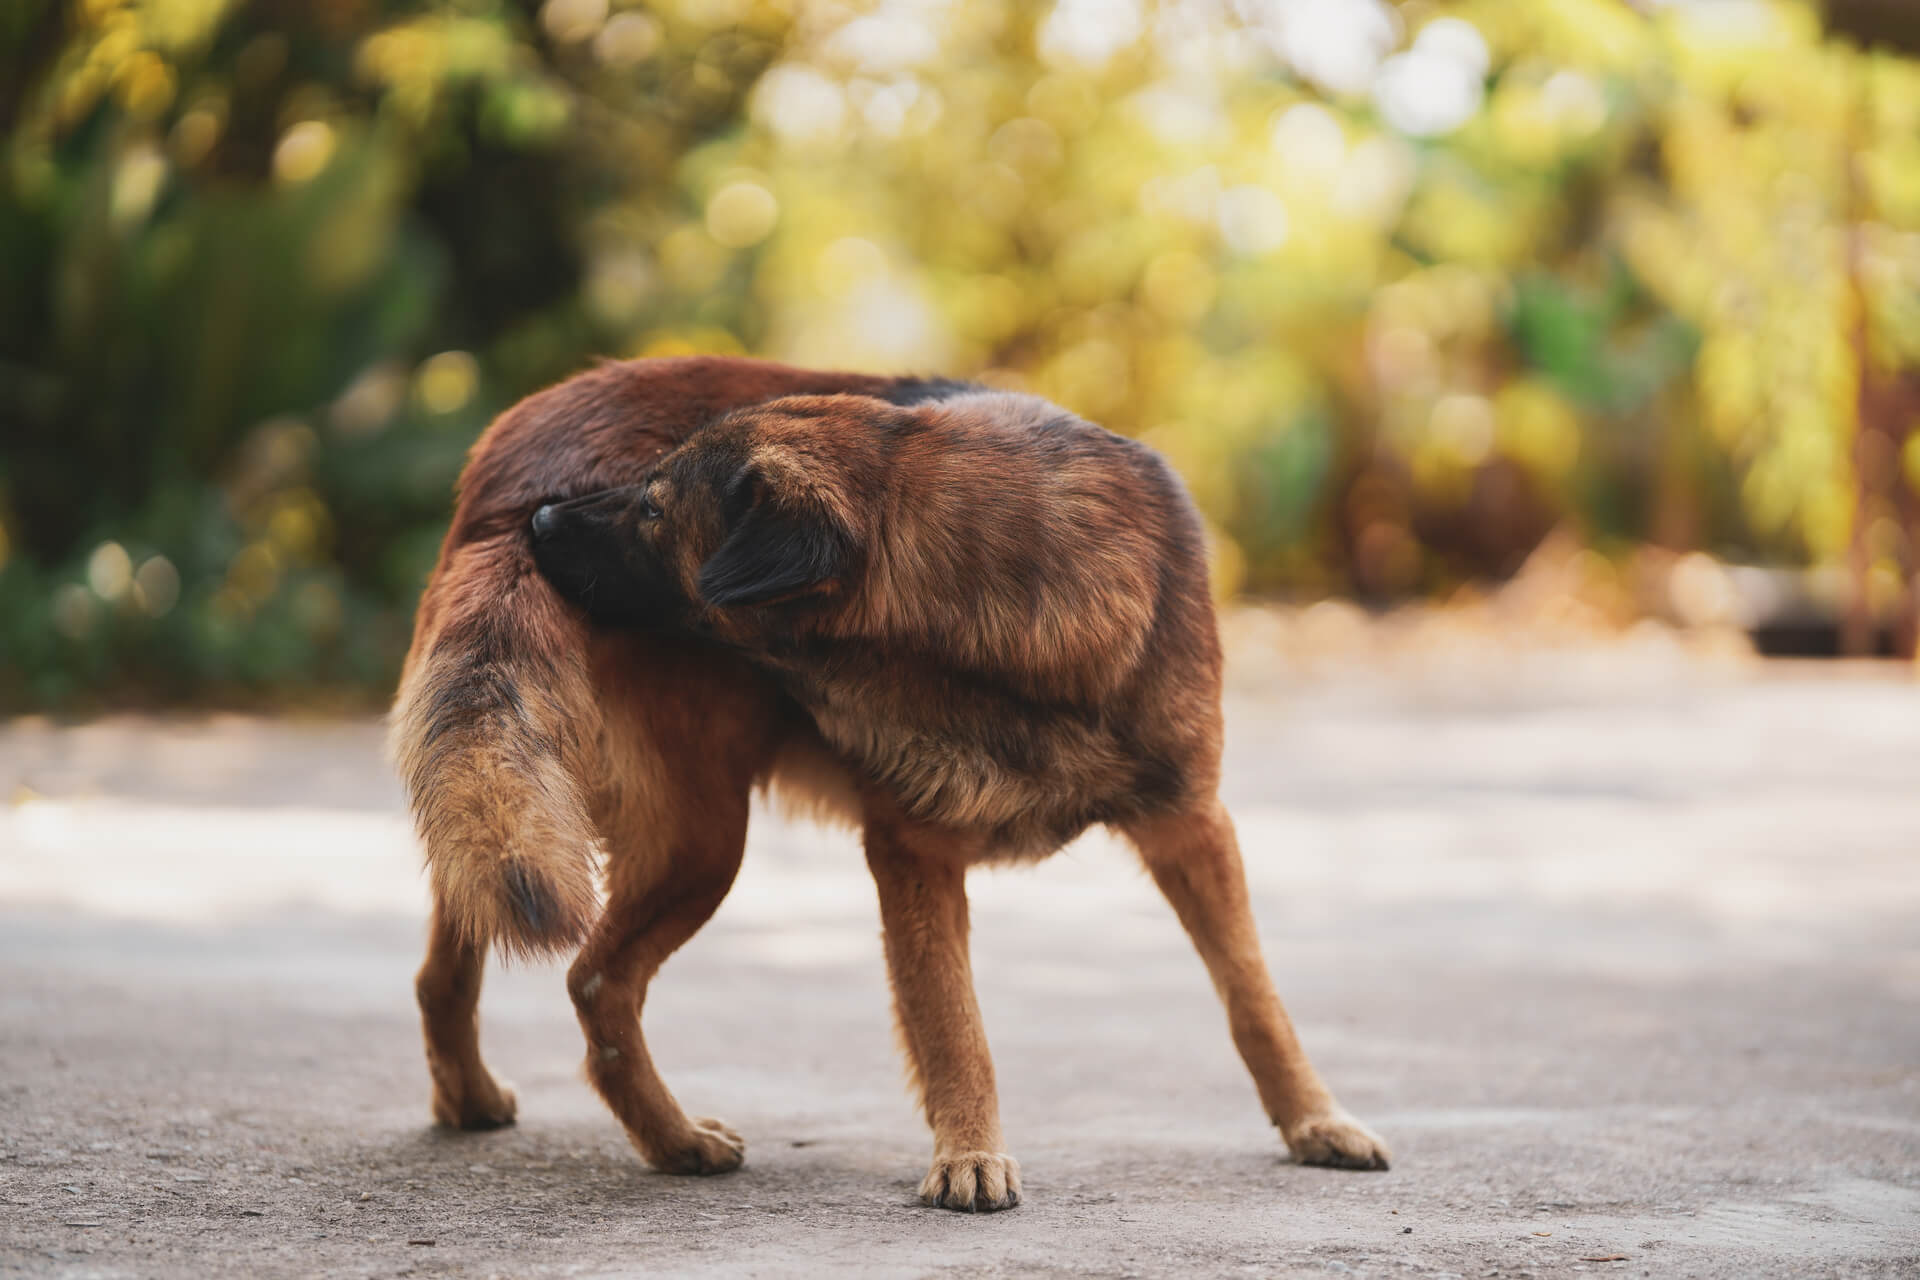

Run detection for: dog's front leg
[[1124, 799, 1391, 1171], [862, 807, 1021, 1212]]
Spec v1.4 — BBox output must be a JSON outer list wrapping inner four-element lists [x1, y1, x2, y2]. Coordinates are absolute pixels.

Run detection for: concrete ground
[[2, 647, 1917, 1278]]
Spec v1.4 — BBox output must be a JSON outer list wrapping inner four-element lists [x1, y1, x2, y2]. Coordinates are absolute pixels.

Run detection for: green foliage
[[3, 0, 1918, 706]]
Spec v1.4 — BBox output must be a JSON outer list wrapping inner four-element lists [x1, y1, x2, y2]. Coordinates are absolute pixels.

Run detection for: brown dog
[[391, 357, 1387, 1212]]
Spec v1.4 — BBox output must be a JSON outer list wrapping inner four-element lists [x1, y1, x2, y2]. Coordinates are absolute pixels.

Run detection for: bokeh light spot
[[705, 181, 779, 249], [87, 542, 133, 602], [752, 65, 846, 147], [272, 120, 336, 186], [170, 106, 221, 167], [815, 236, 886, 296], [133, 556, 180, 617], [1430, 392, 1495, 466], [541, 0, 607, 44], [415, 351, 479, 416], [1270, 102, 1347, 181], [1216, 185, 1289, 256], [594, 12, 662, 67], [110, 144, 167, 229]]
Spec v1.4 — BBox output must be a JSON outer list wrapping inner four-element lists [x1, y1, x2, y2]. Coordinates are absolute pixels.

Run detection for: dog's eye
[[641, 495, 662, 521]]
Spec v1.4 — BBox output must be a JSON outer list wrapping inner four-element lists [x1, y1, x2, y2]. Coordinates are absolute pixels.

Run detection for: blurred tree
[[3, 0, 1919, 707]]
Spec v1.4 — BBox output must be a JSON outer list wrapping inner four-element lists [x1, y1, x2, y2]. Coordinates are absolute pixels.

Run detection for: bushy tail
[[389, 536, 602, 959]]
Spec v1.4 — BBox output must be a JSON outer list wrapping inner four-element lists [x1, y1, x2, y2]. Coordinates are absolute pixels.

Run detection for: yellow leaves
[[356, 17, 522, 125], [1139, 250, 1216, 326], [1696, 332, 1760, 449], [945, 272, 1025, 345], [988, 117, 1065, 177], [77, 0, 129, 30], [264, 488, 333, 562], [1800, 483, 1853, 562], [658, 223, 731, 293], [170, 105, 221, 167], [814, 236, 887, 297], [636, 327, 745, 358], [1485, 66, 1608, 170], [114, 50, 175, 119], [1053, 222, 1150, 305], [144, 0, 235, 54], [1495, 380, 1580, 478], [1035, 335, 1131, 421], [225, 541, 281, 606], [1201, 518, 1247, 605], [1400, 167, 1536, 267], [1903, 434, 1920, 496], [1863, 139, 1920, 228], [1025, 74, 1101, 137], [299, 130, 406, 296], [1141, 353, 1319, 529], [1492, 0, 1651, 78]]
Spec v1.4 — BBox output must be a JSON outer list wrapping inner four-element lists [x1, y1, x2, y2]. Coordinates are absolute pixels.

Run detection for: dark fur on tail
[[392, 356, 976, 959], [391, 536, 602, 959]]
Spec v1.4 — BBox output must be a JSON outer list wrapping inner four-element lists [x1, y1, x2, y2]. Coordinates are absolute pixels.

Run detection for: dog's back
[[392, 357, 933, 957]]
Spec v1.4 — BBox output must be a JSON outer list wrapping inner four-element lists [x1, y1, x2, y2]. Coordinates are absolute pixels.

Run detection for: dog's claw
[[919, 1151, 1022, 1212], [432, 1081, 518, 1131], [652, 1117, 745, 1175], [1283, 1110, 1391, 1171]]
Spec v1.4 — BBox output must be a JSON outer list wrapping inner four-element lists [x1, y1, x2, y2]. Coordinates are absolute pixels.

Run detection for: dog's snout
[[531, 504, 561, 539]]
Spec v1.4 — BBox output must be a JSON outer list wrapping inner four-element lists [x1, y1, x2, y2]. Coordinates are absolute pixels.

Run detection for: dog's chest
[[780, 661, 1130, 848]]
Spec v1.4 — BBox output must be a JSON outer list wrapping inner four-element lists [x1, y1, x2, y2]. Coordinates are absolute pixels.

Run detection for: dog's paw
[[1282, 1110, 1390, 1171], [652, 1117, 745, 1176], [431, 1080, 518, 1131], [919, 1151, 1022, 1212]]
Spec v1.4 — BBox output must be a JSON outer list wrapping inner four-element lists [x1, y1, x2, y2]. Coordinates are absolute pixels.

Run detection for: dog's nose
[[531, 504, 560, 538]]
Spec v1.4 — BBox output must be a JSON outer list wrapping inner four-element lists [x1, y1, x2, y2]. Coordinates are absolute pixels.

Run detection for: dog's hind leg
[[565, 637, 777, 1175], [416, 902, 518, 1129], [1122, 799, 1391, 1171], [394, 536, 604, 1130], [566, 804, 749, 1174], [862, 804, 1021, 1212]]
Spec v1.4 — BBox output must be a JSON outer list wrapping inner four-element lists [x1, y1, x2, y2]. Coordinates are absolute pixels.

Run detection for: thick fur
[[390, 359, 917, 958], [527, 391, 1220, 855], [524, 382, 1392, 1207], [396, 357, 1389, 1214]]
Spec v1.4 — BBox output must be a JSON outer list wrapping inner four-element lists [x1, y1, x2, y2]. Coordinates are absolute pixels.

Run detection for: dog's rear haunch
[[392, 356, 1388, 1206]]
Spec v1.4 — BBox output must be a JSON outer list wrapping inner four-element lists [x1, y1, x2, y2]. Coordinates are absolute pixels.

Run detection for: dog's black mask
[[528, 488, 684, 628], [532, 471, 852, 630]]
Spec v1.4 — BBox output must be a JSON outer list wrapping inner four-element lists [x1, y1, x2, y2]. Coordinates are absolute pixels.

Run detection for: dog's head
[[528, 395, 891, 632]]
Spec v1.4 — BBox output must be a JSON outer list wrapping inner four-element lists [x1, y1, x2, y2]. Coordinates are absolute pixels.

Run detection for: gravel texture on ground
[[2, 652, 1917, 1278]]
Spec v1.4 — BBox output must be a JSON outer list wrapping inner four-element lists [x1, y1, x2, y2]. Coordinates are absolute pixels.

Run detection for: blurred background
[[5, 8, 1920, 1269], [4, 0, 1920, 708]]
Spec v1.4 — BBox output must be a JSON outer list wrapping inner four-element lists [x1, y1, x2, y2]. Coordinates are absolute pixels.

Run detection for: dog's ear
[[697, 467, 849, 608]]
